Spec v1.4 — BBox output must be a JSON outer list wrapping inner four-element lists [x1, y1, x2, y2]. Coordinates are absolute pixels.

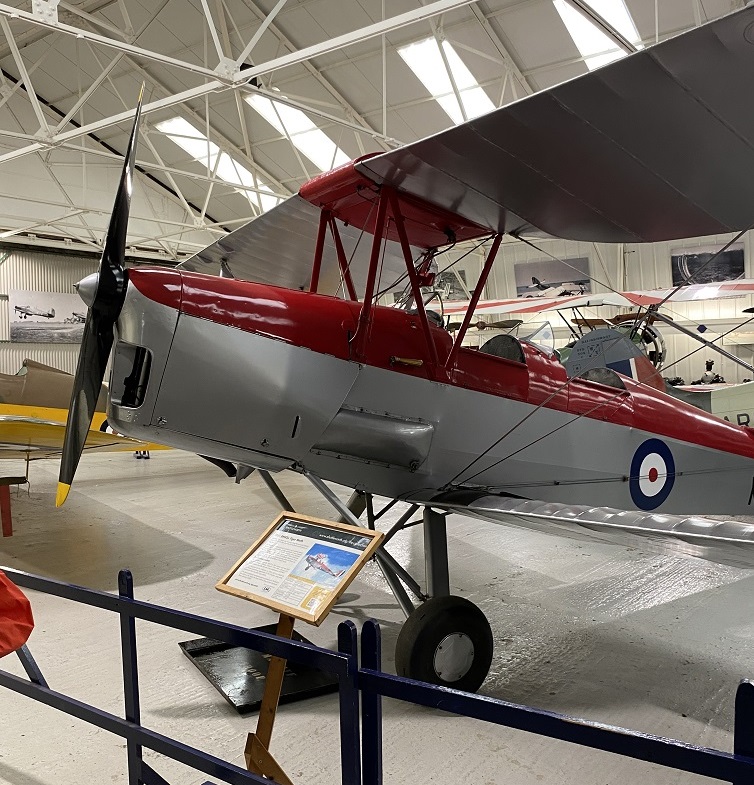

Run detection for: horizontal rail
[[2, 567, 349, 676], [358, 668, 754, 782], [0, 669, 265, 785]]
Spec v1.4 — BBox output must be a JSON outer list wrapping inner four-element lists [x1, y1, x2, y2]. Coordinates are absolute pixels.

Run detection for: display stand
[[216, 511, 383, 783], [244, 613, 296, 783]]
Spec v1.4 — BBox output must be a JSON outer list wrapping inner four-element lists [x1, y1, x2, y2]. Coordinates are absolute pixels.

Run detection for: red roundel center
[[648, 467, 659, 483]]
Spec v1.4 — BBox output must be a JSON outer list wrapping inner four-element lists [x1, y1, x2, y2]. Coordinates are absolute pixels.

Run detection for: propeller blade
[[57, 87, 144, 507], [486, 319, 523, 329]]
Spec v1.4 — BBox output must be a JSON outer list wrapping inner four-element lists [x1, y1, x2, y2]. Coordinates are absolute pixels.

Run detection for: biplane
[[56, 7, 754, 691]]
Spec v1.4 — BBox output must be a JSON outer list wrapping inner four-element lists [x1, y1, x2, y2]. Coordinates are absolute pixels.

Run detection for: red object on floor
[[0, 571, 33, 656], [1, 485, 11, 537]]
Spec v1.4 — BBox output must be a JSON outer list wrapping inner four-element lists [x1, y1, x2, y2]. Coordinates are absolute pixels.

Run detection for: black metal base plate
[[179, 625, 339, 714]]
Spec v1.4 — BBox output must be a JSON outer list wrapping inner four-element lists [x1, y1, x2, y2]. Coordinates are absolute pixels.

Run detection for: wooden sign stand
[[216, 512, 384, 785], [244, 613, 295, 784]]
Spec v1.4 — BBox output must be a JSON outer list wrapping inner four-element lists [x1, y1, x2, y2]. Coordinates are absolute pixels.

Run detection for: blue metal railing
[[0, 567, 360, 785], [2, 567, 754, 784]]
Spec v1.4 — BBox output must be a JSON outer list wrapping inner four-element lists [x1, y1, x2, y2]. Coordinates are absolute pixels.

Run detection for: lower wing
[[0, 406, 165, 460], [424, 491, 754, 569]]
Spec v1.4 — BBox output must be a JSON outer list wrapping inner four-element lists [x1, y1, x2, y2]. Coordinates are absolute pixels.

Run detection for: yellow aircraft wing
[[0, 404, 165, 460]]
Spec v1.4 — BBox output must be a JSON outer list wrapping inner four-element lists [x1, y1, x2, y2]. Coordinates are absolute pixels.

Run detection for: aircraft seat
[[479, 335, 525, 364]]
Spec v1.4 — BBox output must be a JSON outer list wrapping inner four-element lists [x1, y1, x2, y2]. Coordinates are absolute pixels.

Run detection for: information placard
[[216, 512, 384, 624]]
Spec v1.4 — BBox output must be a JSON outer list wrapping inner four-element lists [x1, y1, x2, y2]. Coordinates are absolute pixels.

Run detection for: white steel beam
[[58, 0, 127, 40], [233, 0, 481, 84], [198, 0, 226, 62], [468, 4, 534, 97], [235, 0, 288, 66], [0, 17, 49, 133], [53, 51, 124, 133], [0, 1, 126, 60], [561, 0, 637, 54], [227, 0, 392, 152], [0, 0, 477, 165], [0, 3, 221, 80]]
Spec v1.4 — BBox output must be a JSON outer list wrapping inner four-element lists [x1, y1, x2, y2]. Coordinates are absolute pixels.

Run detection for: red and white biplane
[[57, 8, 754, 691]]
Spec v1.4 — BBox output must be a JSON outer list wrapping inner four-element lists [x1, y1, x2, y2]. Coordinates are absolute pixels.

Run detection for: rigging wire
[[658, 316, 754, 377]]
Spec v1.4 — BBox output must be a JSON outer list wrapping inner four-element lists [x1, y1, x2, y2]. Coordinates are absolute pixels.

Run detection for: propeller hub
[[74, 273, 99, 308]]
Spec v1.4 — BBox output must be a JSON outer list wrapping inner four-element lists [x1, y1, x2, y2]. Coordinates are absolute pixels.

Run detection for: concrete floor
[[0, 450, 753, 784]]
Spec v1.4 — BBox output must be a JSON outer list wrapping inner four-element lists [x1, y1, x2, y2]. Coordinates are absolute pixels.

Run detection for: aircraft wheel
[[395, 595, 493, 692]]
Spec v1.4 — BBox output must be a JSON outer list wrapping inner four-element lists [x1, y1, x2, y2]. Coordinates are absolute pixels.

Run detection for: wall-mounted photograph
[[671, 243, 744, 286], [9, 290, 86, 343], [514, 257, 591, 298]]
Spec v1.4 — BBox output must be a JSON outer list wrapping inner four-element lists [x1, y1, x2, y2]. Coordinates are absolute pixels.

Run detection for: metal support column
[[423, 508, 450, 597], [258, 469, 296, 512]]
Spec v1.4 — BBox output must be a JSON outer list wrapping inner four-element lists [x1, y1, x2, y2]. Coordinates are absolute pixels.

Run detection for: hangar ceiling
[[0, 0, 742, 262]]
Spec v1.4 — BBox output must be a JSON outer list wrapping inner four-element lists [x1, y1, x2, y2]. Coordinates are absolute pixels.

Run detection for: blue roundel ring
[[629, 438, 676, 510]]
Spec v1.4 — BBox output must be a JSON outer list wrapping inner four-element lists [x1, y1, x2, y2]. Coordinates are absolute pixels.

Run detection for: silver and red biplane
[[56, 8, 754, 691]]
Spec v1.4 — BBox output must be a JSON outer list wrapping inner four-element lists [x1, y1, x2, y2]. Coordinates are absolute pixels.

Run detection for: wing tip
[[56, 482, 70, 507]]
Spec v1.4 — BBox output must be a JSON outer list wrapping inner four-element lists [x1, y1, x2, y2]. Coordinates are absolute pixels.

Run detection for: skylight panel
[[156, 116, 281, 214], [246, 94, 349, 172], [398, 38, 495, 125], [553, 0, 642, 70]]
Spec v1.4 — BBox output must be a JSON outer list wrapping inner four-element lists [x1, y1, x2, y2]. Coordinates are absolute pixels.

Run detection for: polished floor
[[1, 451, 753, 784]]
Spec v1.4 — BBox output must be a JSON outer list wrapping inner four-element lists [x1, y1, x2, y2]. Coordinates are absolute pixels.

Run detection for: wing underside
[[0, 414, 149, 460], [180, 194, 417, 292], [357, 7, 754, 244], [184, 8, 754, 285], [427, 492, 754, 569]]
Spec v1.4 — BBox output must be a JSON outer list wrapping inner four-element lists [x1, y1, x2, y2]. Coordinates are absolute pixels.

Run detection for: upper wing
[[179, 194, 416, 293], [182, 7, 754, 285], [424, 491, 754, 569], [357, 7, 754, 244]]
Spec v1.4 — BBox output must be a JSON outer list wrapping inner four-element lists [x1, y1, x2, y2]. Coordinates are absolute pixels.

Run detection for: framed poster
[[9, 290, 86, 343], [217, 512, 384, 625], [671, 243, 744, 286], [513, 257, 591, 298]]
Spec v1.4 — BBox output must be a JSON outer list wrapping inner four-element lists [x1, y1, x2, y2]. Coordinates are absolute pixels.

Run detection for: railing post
[[119, 569, 144, 785], [361, 621, 382, 785], [338, 620, 361, 785], [16, 644, 48, 687], [734, 680, 754, 784]]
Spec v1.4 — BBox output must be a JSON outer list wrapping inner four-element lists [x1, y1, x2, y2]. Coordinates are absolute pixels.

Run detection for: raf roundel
[[629, 438, 676, 511]]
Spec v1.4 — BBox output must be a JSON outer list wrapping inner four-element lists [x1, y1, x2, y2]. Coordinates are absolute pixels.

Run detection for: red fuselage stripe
[[129, 267, 754, 460]]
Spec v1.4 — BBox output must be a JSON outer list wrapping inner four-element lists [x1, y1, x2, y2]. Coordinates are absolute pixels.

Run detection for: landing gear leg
[[423, 507, 449, 597], [395, 507, 493, 692], [272, 475, 493, 691]]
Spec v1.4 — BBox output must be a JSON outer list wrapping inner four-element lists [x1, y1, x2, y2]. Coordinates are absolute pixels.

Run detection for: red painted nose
[[128, 267, 183, 310]]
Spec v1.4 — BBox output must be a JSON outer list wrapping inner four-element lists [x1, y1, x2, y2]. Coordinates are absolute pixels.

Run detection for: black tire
[[395, 595, 493, 693]]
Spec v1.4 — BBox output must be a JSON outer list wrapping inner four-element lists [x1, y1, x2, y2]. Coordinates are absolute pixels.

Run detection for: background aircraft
[[0, 359, 159, 462], [13, 305, 54, 320], [64, 312, 86, 324], [443, 280, 754, 319], [55, 7, 754, 694]]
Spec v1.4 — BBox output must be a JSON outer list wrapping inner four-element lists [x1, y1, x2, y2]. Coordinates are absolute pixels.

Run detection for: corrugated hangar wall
[[0, 246, 96, 375]]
